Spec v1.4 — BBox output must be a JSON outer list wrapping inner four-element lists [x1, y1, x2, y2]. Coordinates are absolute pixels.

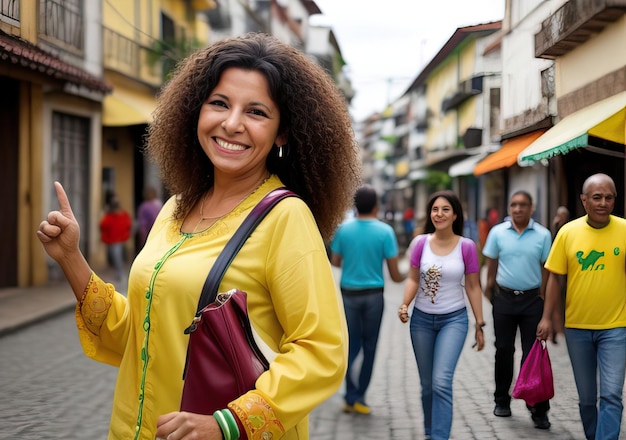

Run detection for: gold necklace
[[190, 174, 270, 234]]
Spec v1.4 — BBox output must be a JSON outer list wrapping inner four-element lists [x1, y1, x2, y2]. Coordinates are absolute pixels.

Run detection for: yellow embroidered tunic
[[76, 176, 347, 439]]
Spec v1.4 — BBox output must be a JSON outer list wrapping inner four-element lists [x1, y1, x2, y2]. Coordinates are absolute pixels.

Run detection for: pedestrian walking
[[330, 185, 406, 415], [550, 205, 570, 341], [403, 206, 416, 246], [36, 32, 361, 440], [482, 190, 552, 429], [136, 185, 163, 250], [551, 205, 570, 239], [99, 193, 132, 282], [478, 207, 499, 252], [398, 190, 485, 440], [537, 173, 626, 440]]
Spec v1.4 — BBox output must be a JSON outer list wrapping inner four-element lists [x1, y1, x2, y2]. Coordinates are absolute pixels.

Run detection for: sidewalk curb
[[0, 282, 77, 338], [0, 300, 76, 338]]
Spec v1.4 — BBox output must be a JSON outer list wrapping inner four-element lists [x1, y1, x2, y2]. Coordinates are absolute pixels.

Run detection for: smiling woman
[[399, 189, 485, 439], [194, 68, 287, 192], [36, 33, 361, 440]]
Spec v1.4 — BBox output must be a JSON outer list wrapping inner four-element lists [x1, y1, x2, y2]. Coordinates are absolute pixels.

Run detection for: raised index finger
[[54, 181, 75, 217]]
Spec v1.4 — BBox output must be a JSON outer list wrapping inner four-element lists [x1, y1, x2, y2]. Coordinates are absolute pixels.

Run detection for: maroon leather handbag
[[180, 188, 295, 415]]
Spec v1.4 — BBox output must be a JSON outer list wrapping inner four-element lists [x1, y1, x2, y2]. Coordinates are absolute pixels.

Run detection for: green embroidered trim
[[134, 234, 190, 439]]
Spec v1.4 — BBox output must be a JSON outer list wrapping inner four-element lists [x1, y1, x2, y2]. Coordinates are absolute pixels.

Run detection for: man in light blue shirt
[[330, 185, 405, 415], [483, 190, 552, 429]]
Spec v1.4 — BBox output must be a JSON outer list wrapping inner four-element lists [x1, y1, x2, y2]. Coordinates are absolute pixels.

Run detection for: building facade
[[364, 21, 502, 245], [361, 0, 625, 234], [0, 0, 352, 289], [0, 0, 109, 287], [519, 0, 625, 220], [101, 0, 213, 269]]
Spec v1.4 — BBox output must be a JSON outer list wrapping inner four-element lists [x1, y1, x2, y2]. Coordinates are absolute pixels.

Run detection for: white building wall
[[508, 0, 549, 28], [84, 0, 104, 77], [307, 25, 330, 55], [288, 0, 310, 37], [474, 33, 501, 76], [501, 1, 554, 122], [228, 0, 250, 38]]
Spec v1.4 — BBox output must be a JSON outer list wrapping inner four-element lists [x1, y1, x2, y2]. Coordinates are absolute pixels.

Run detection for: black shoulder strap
[[184, 188, 296, 334]]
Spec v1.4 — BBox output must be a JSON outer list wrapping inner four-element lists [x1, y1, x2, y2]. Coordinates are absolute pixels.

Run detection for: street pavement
[[0, 307, 116, 439], [1, 260, 625, 439], [309, 265, 595, 439]]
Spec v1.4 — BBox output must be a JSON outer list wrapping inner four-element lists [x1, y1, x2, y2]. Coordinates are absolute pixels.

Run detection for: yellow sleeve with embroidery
[[75, 273, 132, 366], [221, 196, 348, 439]]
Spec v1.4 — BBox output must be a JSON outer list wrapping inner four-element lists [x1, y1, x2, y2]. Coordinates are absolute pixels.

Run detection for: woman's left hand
[[398, 304, 409, 323], [473, 324, 485, 351], [156, 411, 222, 440]]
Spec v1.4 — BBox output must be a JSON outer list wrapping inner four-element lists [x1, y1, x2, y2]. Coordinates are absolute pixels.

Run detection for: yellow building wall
[[457, 42, 478, 138], [101, 126, 137, 264], [21, 82, 46, 286], [426, 60, 460, 151], [459, 41, 477, 83], [458, 99, 478, 140], [2, 0, 104, 286], [0, 0, 37, 41], [556, 17, 626, 97], [103, 1, 137, 39], [425, 40, 478, 151], [161, 0, 211, 43], [101, 0, 211, 266]]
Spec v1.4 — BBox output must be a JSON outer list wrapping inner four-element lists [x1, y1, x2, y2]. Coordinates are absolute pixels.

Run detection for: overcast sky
[[311, 0, 505, 121]]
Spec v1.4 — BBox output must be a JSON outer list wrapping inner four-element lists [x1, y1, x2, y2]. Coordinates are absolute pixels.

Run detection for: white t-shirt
[[414, 238, 467, 314]]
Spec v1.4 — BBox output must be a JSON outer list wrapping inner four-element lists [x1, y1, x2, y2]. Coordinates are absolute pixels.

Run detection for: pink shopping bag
[[512, 339, 554, 406]]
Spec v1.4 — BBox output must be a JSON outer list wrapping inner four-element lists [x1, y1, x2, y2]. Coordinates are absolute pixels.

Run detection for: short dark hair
[[354, 186, 378, 214], [510, 190, 533, 205], [423, 190, 464, 235]]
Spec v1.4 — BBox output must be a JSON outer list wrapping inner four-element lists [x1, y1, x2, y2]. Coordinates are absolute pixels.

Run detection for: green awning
[[518, 92, 626, 166]]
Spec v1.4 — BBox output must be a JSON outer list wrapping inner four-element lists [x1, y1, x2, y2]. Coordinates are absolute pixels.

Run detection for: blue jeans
[[565, 327, 626, 440], [107, 242, 125, 280], [410, 307, 468, 440], [341, 288, 384, 406]]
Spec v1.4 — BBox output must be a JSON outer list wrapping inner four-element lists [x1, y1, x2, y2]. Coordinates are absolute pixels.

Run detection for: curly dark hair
[[423, 190, 464, 236], [145, 33, 361, 241]]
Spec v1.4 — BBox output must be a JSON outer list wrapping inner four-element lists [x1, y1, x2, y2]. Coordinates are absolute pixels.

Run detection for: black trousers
[[492, 285, 550, 415]]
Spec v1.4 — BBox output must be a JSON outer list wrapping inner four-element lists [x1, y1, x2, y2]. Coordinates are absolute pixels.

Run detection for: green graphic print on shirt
[[576, 247, 619, 271], [576, 249, 605, 271]]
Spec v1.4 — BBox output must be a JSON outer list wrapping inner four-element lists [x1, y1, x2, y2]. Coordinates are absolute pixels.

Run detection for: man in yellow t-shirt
[[537, 173, 626, 440]]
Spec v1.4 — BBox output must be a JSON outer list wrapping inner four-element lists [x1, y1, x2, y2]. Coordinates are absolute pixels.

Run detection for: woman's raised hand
[[36, 181, 81, 262]]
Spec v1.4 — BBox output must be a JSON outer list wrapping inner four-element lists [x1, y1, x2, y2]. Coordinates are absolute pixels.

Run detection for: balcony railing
[[39, 0, 83, 51], [441, 76, 484, 113], [1, 0, 19, 23], [103, 27, 161, 85]]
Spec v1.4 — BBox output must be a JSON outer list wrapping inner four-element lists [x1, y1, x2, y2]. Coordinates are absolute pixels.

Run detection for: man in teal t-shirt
[[330, 185, 405, 415]]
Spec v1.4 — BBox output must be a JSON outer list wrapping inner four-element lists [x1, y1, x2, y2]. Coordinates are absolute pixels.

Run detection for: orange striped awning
[[474, 130, 546, 176]]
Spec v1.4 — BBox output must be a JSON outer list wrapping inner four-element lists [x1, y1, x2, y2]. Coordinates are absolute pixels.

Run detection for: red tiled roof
[[0, 30, 111, 94]]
